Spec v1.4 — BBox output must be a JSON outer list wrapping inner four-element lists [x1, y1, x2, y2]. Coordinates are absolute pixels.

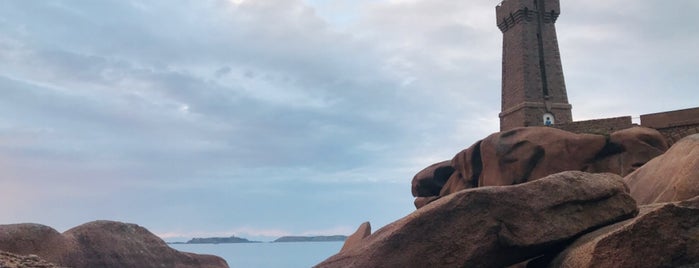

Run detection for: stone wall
[[548, 108, 699, 144], [641, 108, 699, 145], [652, 125, 699, 146], [553, 116, 634, 135], [640, 107, 699, 129]]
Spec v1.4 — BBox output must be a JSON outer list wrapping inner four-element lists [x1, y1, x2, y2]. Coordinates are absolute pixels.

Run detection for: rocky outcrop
[[0, 251, 65, 268], [0, 223, 73, 263], [625, 134, 699, 205], [0, 220, 228, 268], [316, 171, 637, 268], [339, 222, 371, 253], [550, 197, 699, 267], [413, 127, 667, 208], [594, 126, 670, 176], [412, 160, 454, 208]]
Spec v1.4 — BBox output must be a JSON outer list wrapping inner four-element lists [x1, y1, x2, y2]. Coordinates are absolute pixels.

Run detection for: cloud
[[558, 0, 699, 118], [0, 0, 697, 238]]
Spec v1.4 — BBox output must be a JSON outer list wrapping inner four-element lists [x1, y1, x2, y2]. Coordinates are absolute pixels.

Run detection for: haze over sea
[[170, 242, 343, 268]]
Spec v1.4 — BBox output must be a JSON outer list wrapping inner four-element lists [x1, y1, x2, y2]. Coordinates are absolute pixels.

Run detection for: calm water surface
[[170, 242, 343, 268]]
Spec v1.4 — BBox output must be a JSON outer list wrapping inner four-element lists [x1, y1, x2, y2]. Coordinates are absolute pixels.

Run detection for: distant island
[[167, 235, 348, 244], [173, 235, 261, 244], [273, 235, 347, 243]]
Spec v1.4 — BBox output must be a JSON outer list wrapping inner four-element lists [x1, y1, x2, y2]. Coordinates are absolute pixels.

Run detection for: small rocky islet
[[168, 235, 347, 244]]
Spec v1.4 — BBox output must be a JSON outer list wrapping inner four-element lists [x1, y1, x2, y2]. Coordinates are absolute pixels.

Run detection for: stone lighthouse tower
[[496, 0, 572, 131]]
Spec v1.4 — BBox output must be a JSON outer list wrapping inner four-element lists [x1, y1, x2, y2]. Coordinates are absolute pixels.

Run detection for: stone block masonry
[[492, 0, 697, 144], [641, 107, 699, 145], [548, 108, 699, 146], [554, 116, 633, 135], [497, 0, 572, 131]]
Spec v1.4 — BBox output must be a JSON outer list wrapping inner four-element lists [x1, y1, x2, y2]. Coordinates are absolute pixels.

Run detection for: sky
[[0, 0, 697, 242]]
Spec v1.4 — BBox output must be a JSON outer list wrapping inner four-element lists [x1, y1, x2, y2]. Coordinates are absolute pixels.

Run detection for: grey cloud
[[558, 0, 699, 118], [2, 0, 695, 238]]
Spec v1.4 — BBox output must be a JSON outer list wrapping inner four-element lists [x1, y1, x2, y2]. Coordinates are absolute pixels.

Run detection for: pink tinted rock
[[0, 221, 229, 268], [340, 222, 371, 253], [551, 196, 699, 267], [418, 127, 666, 208], [625, 133, 699, 205], [411, 160, 454, 197], [317, 171, 637, 268]]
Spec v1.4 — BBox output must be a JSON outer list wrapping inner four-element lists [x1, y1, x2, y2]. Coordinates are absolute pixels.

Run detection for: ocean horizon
[[170, 241, 343, 268]]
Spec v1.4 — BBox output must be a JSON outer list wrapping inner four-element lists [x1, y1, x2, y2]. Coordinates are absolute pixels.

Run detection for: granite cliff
[[317, 128, 699, 268]]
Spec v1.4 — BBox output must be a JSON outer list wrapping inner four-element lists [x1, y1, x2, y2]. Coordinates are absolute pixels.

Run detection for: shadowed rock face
[[625, 134, 699, 205], [317, 171, 638, 268], [594, 126, 670, 176], [550, 197, 699, 267], [411, 160, 454, 197], [412, 160, 455, 208], [413, 127, 667, 208], [0, 221, 228, 268]]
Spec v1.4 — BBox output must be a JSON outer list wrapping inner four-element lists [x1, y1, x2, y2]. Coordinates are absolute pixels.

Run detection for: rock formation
[[316, 171, 637, 268], [412, 160, 454, 208], [625, 133, 699, 205], [413, 126, 668, 209], [0, 250, 65, 268], [321, 126, 699, 267], [339, 222, 371, 253], [0, 220, 228, 268], [0, 223, 72, 263], [550, 196, 699, 267]]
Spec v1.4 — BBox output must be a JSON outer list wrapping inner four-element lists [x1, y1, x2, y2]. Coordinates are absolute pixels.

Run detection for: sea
[[170, 242, 343, 268]]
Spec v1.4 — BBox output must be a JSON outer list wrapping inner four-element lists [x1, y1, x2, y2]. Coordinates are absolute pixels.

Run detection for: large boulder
[[0, 223, 73, 263], [414, 127, 667, 208], [592, 126, 669, 176], [0, 221, 228, 268], [625, 134, 699, 205], [550, 196, 699, 267], [316, 171, 637, 268], [474, 127, 607, 188], [63, 221, 228, 268]]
